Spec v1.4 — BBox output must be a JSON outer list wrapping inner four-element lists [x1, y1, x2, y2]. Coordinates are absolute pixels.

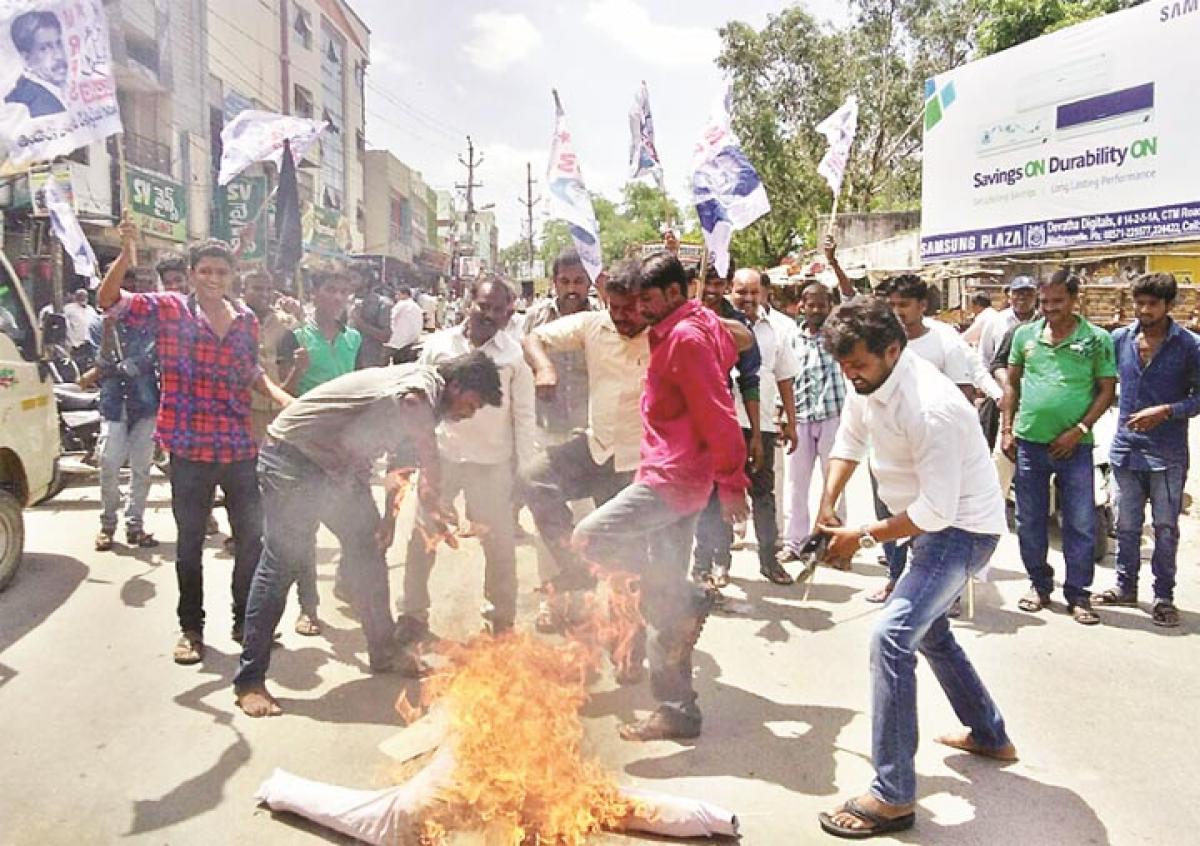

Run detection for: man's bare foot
[[935, 731, 1018, 762], [865, 579, 895, 604], [236, 685, 283, 718], [819, 793, 915, 837]]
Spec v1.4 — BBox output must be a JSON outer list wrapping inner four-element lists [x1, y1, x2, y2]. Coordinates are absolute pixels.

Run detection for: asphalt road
[[1, 444, 1197, 845]]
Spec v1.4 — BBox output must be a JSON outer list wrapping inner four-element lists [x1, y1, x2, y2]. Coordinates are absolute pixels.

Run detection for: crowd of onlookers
[[36, 211, 1195, 838], [48, 215, 1195, 722]]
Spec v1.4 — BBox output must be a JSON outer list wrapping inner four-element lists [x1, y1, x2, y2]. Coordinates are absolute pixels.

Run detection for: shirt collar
[[870, 348, 913, 406]]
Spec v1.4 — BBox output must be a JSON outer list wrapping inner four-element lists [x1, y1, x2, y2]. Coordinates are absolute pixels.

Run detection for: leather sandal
[[1017, 589, 1050, 613], [1069, 602, 1101, 626], [1093, 588, 1137, 607]]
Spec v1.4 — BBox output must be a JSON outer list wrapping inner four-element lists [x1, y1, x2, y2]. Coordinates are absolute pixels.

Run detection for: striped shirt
[[791, 324, 846, 423]]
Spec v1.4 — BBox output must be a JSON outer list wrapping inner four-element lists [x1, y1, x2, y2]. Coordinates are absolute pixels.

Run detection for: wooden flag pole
[[115, 134, 137, 266], [826, 186, 841, 239]]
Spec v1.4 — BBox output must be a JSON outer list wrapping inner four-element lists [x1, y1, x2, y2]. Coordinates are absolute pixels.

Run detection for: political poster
[[0, 0, 122, 173], [921, 2, 1200, 262]]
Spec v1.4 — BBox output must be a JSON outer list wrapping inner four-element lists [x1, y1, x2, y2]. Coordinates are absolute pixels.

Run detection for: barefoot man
[[814, 299, 1016, 839]]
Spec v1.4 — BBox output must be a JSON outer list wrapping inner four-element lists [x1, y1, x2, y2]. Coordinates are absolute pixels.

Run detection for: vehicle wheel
[[1094, 505, 1113, 562], [0, 489, 24, 592]]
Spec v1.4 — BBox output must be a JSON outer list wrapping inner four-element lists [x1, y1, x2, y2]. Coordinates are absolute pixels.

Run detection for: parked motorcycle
[[40, 314, 101, 487]]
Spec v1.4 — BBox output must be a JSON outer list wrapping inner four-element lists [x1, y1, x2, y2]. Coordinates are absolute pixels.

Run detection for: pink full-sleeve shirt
[[635, 299, 749, 514]]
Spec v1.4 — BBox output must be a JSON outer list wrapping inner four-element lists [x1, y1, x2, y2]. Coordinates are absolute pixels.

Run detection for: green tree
[[976, 0, 1139, 56], [538, 181, 684, 270], [717, 2, 980, 267]]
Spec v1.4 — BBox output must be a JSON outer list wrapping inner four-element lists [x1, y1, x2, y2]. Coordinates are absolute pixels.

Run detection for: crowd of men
[[66, 213, 1198, 839]]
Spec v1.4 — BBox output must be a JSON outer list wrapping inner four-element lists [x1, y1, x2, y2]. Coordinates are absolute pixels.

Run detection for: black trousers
[[170, 455, 263, 634], [693, 429, 778, 573]]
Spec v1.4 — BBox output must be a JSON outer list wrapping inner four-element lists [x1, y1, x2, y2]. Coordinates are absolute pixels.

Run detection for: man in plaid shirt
[[779, 280, 848, 562], [99, 220, 292, 665]]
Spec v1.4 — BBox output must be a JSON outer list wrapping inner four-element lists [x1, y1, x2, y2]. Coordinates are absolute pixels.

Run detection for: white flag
[[0, 1, 124, 173], [218, 110, 326, 186], [816, 95, 858, 196], [691, 86, 770, 279], [44, 175, 98, 284], [545, 91, 602, 283], [628, 81, 664, 190]]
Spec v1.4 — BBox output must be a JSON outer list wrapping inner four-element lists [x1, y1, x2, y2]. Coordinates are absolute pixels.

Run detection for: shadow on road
[[0, 552, 88, 673], [897, 754, 1111, 845], [127, 663, 248, 835], [717, 577, 836, 643], [281, 675, 421, 726], [617, 652, 858, 799]]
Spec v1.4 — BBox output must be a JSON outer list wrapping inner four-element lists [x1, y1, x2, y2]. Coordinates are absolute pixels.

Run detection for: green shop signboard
[[215, 175, 267, 261], [127, 165, 187, 242]]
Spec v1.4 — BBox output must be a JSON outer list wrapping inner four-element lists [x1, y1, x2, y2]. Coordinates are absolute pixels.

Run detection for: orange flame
[[401, 632, 646, 844]]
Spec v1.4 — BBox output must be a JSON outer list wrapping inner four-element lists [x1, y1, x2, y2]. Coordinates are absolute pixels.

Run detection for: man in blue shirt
[[84, 264, 161, 551], [1094, 273, 1200, 628]]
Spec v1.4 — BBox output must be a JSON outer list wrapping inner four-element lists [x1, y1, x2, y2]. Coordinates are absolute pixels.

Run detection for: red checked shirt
[[115, 290, 263, 463], [636, 299, 749, 514]]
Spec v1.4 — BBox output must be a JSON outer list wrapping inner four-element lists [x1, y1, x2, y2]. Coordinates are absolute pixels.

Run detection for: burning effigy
[[254, 574, 738, 844]]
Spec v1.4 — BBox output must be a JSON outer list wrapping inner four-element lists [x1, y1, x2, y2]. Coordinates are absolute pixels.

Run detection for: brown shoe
[[173, 631, 204, 665], [95, 531, 114, 552]]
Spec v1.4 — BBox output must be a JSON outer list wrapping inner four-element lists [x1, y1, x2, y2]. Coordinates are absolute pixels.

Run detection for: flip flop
[[818, 797, 915, 840]]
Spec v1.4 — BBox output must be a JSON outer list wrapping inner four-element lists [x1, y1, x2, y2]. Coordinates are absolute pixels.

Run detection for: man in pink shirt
[[574, 251, 750, 741]]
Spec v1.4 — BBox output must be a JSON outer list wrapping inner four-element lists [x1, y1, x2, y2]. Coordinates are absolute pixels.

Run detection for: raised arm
[[97, 214, 137, 309]]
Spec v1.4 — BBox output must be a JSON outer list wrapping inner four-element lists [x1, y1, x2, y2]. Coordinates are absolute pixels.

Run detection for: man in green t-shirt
[[280, 269, 362, 397], [1001, 270, 1116, 625], [276, 267, 362, 635]]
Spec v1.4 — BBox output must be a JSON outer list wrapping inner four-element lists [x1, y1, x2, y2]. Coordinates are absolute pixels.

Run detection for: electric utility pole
[[517, 161, 540, 276], [454, 136, 483, 279]]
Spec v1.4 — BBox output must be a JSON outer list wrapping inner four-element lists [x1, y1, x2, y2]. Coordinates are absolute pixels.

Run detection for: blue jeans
[[871, 528, 1009, 806], [233, 441, 394, 689], [574, 483, 706, 722], [98, 412, 156, 534], [170, 454, 262, 635], [1113, 464, 1185, 603], [1014, 440, 1095, 605]]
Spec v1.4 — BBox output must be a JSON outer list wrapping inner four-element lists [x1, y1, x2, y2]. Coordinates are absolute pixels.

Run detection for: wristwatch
[[858, 527, 879, 550], [1076, 421, 1090, 435]]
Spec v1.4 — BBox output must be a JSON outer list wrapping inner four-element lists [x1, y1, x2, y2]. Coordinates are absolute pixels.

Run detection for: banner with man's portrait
[[0, 0, 122, 173]]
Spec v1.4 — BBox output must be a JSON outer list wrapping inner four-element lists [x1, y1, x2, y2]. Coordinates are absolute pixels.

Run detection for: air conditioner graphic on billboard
[[920, 3, 1200, 261]]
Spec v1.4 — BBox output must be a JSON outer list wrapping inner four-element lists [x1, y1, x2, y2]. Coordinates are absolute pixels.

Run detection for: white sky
[[353, 0, 847, 248]]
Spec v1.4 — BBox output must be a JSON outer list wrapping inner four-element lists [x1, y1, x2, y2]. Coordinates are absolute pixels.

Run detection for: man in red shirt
[[574, 252, 749, 741]]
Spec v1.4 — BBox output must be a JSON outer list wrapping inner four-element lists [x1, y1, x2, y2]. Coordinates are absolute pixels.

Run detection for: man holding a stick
[[815, 298, 1014, 838]]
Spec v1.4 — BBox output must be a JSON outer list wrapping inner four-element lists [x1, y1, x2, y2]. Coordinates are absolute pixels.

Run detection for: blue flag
[[691, 86, 770, 278], [629, 81, 664, 191], [546, 90, 602, 283]]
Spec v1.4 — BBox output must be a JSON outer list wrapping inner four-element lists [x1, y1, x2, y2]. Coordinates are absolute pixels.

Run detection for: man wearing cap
[[980, 276, 1039, 376]]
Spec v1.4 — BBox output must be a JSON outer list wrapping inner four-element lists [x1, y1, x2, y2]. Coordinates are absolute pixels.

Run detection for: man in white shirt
[[961, 292, 1004, 347], [418, 290, 438, 331], [386, 286, 425, 364], [724, 267, 799, 585], [63, 288, 98, 352], [813, 298, 1015, 839], [869, 274, 974, 603], [394, 278, 535, 652], [521, 263, 649, 639]]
